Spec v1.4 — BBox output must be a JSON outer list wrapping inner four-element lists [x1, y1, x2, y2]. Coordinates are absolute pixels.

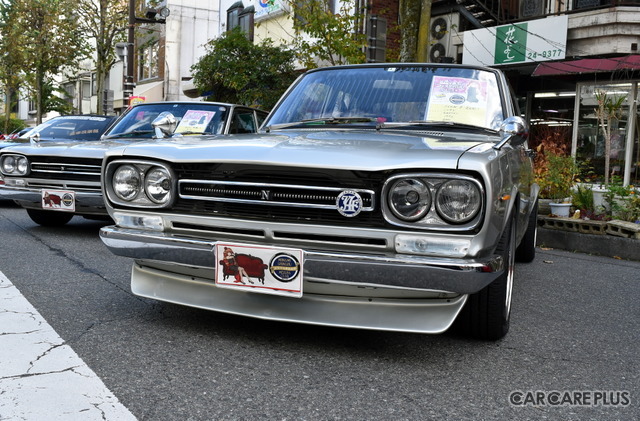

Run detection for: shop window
[[575, 83, 635, 184], [138, 41, 159, 81]]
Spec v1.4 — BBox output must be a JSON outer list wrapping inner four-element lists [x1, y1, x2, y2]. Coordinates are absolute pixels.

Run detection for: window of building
[[238, 6, 255, 41], [82, 79, 91, 100], [575, 82, 638, 185], [227, 2, 243, 30], [138, 41, 159, 81]]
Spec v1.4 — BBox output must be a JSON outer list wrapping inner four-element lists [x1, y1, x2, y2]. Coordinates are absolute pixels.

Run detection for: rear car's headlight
[[0, 154, 29, 176], [435, 180, 481, 223], [106, 160, 174, 208], [388, 178, 432, 221]]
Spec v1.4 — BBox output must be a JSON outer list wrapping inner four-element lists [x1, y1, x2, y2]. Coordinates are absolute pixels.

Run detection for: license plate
[[41, 189, 75, 212], [215, 242, 303, 298]]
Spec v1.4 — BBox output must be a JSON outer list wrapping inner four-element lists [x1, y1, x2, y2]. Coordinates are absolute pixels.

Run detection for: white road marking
[[0, 271, 136, 420]]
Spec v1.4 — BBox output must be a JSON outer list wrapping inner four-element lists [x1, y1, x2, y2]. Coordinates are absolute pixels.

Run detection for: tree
[[11, 0, 90, 123], [287, 0, 366, 68], [190, 27, 297, 110], [595, 90, 627, 185], [398, 0, 431, 62], [77, 0, 128, 115], [0, 0, 26, 133]]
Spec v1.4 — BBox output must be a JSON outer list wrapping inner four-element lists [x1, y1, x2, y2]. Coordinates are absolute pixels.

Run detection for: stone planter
[[549, 202, 572, 217]]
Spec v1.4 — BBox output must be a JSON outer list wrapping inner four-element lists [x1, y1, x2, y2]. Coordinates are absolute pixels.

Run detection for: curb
[[536, 227, 640, 261]]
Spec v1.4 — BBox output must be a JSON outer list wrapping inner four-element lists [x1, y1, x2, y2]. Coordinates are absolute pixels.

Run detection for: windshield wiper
[[103, 130, 155, 139], [265, 117, 376, 132], [379, 120, 496, 132]]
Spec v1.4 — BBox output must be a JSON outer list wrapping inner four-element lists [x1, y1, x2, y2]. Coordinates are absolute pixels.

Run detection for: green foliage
[[288, 0, 366, 67], [571, 184, 594, 212], [76, 0, 127, 115], [42, 82, 74, 116], [0, 116, 26, 134], [602, 176, 640, 221], [538, 152, 579, 201], [8, 0, 91, 123], [0, 0, 27, 133], [190, 27, 297, 110]]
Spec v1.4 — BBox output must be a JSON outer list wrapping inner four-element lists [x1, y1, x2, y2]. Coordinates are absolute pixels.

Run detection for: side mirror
[[29, 132, 41, 147], [494, 116, 529, 150], [151, 112, 177, 139]]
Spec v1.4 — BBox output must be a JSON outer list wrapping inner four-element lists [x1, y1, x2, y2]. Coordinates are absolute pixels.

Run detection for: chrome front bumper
[[100, 225, 504, 295], [0, 185, 106, 215]]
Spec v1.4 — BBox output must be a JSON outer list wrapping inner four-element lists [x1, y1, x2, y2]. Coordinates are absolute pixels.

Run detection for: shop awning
[[532, 55, 640, 76]]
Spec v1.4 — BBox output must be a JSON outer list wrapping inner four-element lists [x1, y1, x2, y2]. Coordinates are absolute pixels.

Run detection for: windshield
[[105, 103, 230, 138], [23, 116, 115, 141], [265, 66, 505, 131]]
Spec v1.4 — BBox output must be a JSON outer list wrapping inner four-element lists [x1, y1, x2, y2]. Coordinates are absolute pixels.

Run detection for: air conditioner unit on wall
[[429, 13, 461, 63]]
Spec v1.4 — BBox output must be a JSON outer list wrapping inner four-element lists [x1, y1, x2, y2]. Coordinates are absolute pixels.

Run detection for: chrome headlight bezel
[[0, 154, 29, 176], [382, 173, 485, 231], [104, 160, 175, 208]]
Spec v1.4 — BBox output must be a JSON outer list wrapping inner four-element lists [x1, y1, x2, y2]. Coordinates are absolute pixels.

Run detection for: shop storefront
[[530, 81, 639, 186]]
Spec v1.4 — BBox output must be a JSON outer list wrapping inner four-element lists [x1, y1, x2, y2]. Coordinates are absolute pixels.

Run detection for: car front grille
[[26, 156, 102, 191], [171, 163, 388, 227]]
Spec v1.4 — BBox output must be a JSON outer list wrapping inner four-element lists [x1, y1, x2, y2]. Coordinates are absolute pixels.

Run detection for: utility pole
[[124, 0, 169, 108], [124, 0, 136, 107]]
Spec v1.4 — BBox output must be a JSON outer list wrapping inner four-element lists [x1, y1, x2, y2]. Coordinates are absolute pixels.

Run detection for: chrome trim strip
[[100, 225, 503, 294], [178, 179, 376, 211]]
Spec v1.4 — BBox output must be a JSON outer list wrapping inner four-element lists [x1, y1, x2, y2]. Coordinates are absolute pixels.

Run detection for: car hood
[[0, 139, 141, 159], [110, 129, 501, 171]]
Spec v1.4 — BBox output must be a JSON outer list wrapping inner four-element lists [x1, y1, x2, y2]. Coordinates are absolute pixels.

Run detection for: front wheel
[[455, 216, 515, 340], [26, 209, 74, 226], [516, 199, 538, 263]]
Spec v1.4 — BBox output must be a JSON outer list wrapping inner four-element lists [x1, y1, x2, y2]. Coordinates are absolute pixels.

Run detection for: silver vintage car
[[0, 102, 268, 226], [99, 64, 538, 340]]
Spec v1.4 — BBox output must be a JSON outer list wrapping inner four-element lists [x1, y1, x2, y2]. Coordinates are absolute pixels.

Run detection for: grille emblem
[[261, 190, 271, 200], [336, 190, 362, 217]]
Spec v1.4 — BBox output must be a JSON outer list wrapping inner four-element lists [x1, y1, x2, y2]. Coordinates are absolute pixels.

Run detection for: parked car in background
[[98, 63, 538, 340], [0, 115, 115, 195], [0, 102, 268, 226]]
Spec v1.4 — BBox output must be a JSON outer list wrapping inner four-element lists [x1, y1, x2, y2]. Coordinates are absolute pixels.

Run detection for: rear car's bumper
[[0, 184, 106, 215]]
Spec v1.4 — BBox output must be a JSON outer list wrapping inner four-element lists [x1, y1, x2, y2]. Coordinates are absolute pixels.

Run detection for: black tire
[[456, 216, 515, 340], [515, 199, 538, 263], [26, 209, 73, 226]]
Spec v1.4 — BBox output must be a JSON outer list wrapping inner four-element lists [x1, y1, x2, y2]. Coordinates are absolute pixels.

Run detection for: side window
[[230, 110, 257, 134], [256, 111, 268, 128]]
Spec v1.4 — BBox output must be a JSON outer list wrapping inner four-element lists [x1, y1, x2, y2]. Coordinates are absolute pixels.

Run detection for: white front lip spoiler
[[131, 263, 468, 334]]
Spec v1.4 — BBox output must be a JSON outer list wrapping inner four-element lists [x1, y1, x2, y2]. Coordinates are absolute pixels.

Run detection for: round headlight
[[145, 166, 172, 204], [113, 165, 142, 201], [388, 178, 432, 221], [17, 157, 28, 174], [1, 156, 16, 174], [435, 179, 481, 223]]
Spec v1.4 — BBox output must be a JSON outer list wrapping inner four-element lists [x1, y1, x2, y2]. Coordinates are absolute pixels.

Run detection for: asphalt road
[[1, 198, 638, 421]]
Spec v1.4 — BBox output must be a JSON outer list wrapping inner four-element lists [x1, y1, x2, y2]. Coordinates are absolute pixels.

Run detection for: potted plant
[[541, 152, 579, 217]]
